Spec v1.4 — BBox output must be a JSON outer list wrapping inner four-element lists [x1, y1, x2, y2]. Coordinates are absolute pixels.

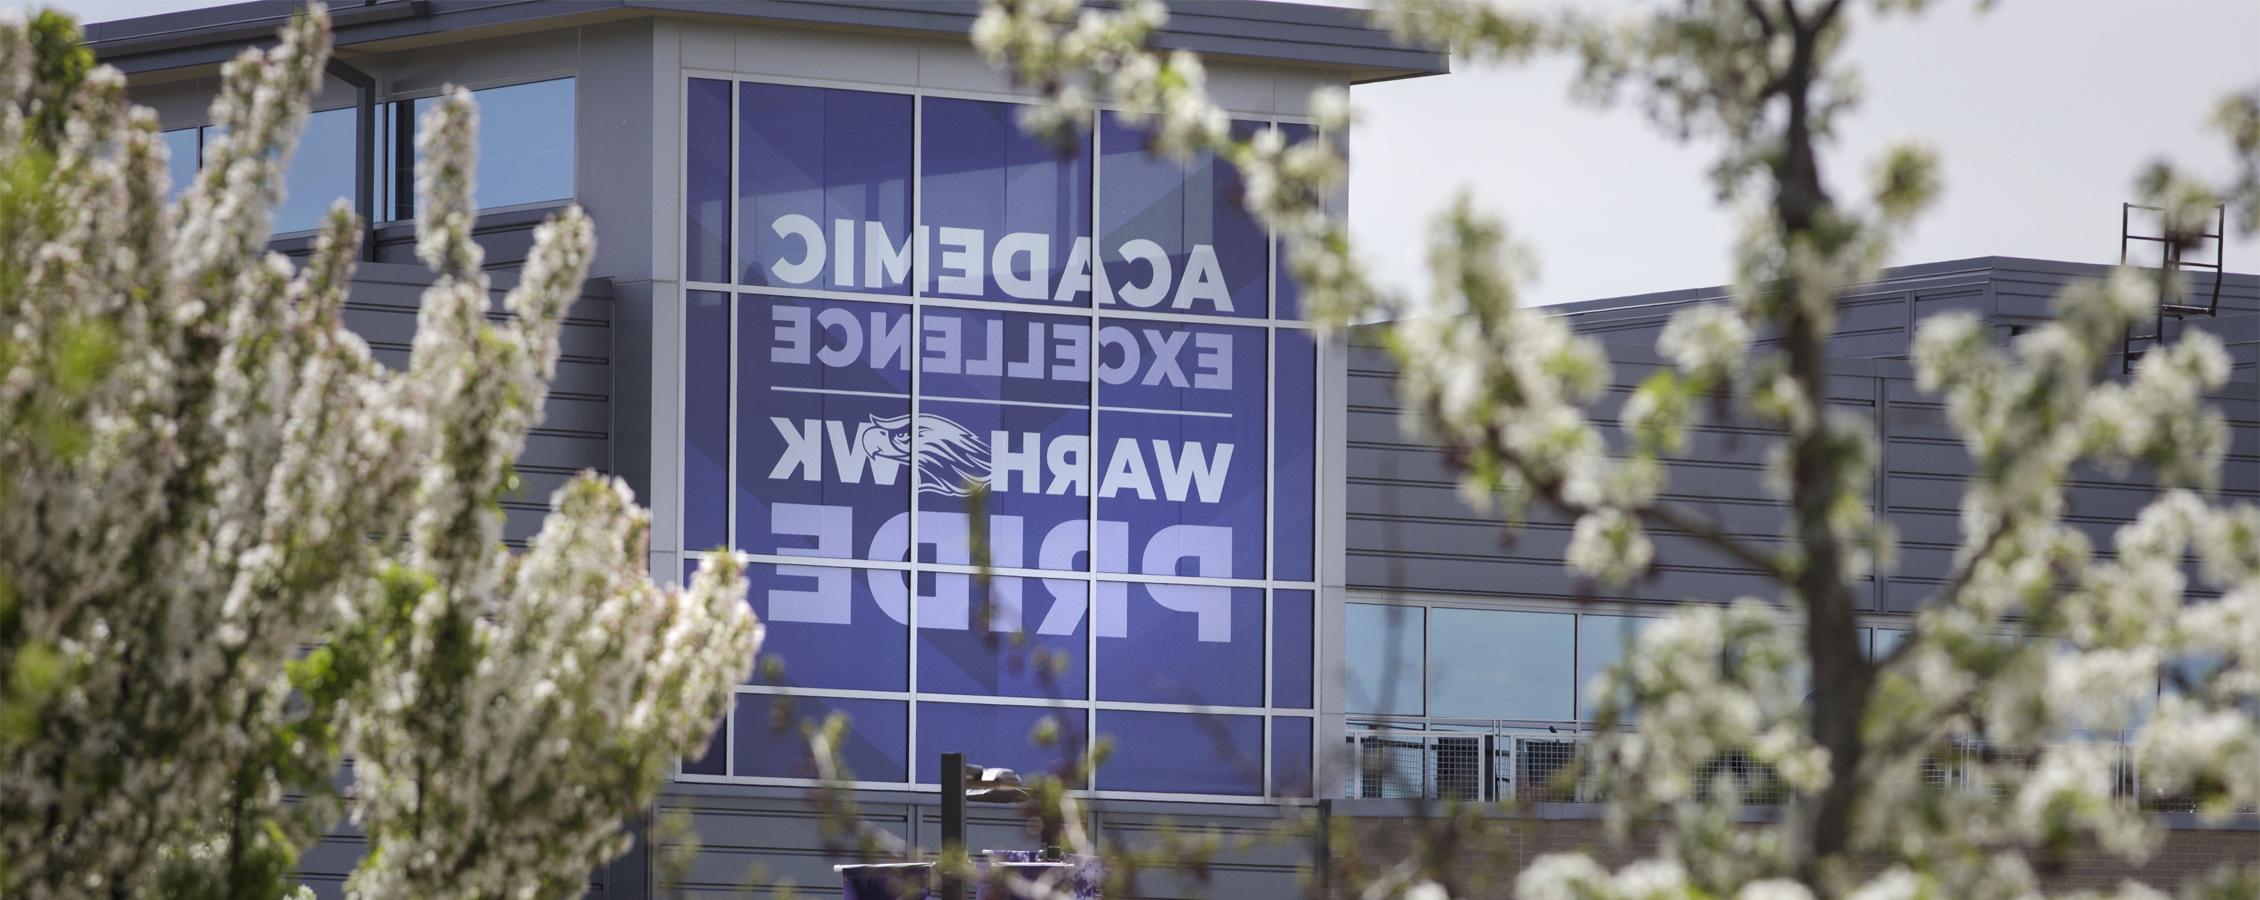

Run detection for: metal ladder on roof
[[2120, 201, 2226, 373]]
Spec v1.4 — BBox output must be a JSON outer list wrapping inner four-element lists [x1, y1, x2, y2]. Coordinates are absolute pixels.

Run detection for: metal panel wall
[[289, 257, 614, 898], [1348, 259, 2260, 609], [1346, 335, 1865, 608], [338, 259, 616, 546], [1551, 257, 2260, 358]]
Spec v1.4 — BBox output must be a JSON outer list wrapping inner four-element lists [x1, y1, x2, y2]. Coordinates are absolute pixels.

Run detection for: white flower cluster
[[336, 90, 761, 900], [1578, 601, 1820, 890], [1390, 198, 1638, 538], [0, 7, 757, 897], [1843, 266, 2255, 891]]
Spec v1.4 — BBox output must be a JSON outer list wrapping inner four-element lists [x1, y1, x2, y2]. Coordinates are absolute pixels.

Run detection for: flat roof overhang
[[88, 0, 1448, 84]]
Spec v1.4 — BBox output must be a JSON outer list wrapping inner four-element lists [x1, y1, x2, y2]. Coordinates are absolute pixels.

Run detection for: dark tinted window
[[413, 78, 575, 213], [1428, 608, 1573, 721], [162, 127, 198, 201], [1576, 614, 1655, 720], [194, 107, 358, 233], [273, 107, 358, 233], [1345, 603, 1424, 716], [165, 78, 577, 231]]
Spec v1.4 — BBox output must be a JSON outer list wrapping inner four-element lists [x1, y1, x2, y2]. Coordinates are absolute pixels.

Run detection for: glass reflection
[[1577, 614, 1655, 720], [1345, 603, 1424, 716], [1428, 607, 1573, 721]]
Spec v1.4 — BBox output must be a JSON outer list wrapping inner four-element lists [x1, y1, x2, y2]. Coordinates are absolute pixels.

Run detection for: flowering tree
[[0, 7, 759, 899], [973, 0, 2260, 898]]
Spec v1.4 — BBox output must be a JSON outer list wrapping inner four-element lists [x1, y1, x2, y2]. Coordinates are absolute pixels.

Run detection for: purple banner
[[703, 84, 1322, 796]]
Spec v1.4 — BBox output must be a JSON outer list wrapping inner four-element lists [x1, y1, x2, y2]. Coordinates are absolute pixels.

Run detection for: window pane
[[1428, 608, 1573, 721], [1097, 710, 1262, 795], [383, 101, 411, 220], [917, 575, 1087, 699], [1271, 715, 1313, 797], [682, 713, 728, 776], [682, 290, 729, 551], [735, 294, 911, 559], [740, 562, 909, 692], [915, 398, 1087, 571], [1272, 588, 1314, 709], [162, 127, 198, 201], [915, 702, 1087, 787], [1271, 123, 1342, 321], [917, 306, 1091, 406], [1344, 603, 1423, 716], [919, 96, 1092, 306], [1272, 328, 1316, 580], [1097, 113, 1267, 318], [914, 306, 1091, 574], [464, 78, 574, 209], [1093, 319, 1267, 579], [733, 693, 906, 782], [1097, 583, 1264, 707], [1577, 614, 1655, 720], [1873, 627, 1908, 659], [273, 107, 356, 233], [738, 83, 912, 292], [1274, 122, 1313, 321], [402, 79, 576, 217], [686, 78, 732, 283]]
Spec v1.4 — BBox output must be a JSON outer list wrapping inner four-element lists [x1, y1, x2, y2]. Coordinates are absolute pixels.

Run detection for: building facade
[[1342, 257, 2258, 767], [92, 2, 2257, 897], [98, 1, 1435, 896]]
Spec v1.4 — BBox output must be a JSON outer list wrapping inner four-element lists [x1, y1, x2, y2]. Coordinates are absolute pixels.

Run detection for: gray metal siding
[[1350, 261, 2260, 607], [1878, 363, 2259, 614], [288, 259, 615, 898], [293, 818, 612, 899], [1551, 257, 2260, 361], [341, 259, 615, 546], [1347, 336, 1851, 608]]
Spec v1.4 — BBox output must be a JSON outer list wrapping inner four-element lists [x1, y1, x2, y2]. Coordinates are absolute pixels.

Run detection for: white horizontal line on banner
[[1097, 405, 1230, 418], [923, 394, 1084, 411], [761, 386, 1233, 419], [768, 384, 906, 400]]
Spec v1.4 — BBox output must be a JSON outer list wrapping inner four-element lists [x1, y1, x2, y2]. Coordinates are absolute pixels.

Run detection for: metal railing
[[1343, 731, 1594, 803], [1345, 732, 1503, 801], [1341, 730, 2253, 812]]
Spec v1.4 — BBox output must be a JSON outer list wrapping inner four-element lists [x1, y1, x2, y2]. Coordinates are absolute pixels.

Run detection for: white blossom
[[1735, 880, 1815, 900], [0, 7, 757, 897], [1568, 508, 1652, 586], [1657, 303, 1752, 384]]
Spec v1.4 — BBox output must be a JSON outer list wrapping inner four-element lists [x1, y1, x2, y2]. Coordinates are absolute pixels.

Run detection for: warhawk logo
[[768, 414, 1233, 502], [856, 413, 992, 498]]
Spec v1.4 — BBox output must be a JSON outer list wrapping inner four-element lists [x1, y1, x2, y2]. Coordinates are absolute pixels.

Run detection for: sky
[[1346, 0, 2260, 304], [51, 0, 2260, 306]]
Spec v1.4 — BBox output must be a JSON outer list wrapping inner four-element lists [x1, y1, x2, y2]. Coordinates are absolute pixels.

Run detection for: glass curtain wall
[[678, 76, 1325, 800]]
